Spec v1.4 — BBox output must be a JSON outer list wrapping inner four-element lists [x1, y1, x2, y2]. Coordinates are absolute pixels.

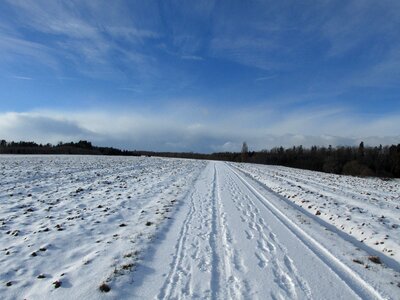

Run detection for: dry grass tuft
[[99, 282, 111, 293], [368, 256, 382, 264]]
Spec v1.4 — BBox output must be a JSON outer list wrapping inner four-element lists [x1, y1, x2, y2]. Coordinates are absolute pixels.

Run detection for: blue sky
[[0, 0, 399, 152]]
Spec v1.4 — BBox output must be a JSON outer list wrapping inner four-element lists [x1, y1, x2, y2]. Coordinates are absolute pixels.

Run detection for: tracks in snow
[[227, 164, 385, 300], [157, 164, 216, 299], [224, 167, 312, 300], [157, 163, 252, 299], [142, 162, 385, 299]]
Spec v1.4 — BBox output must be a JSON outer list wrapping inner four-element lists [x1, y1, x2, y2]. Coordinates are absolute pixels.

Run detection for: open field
[[0, 156, 399, 299]]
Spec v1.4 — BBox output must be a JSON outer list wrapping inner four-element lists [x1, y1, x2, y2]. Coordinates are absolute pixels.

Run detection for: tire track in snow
[[209, 164, 222, 299], [157, 163, 255, 299], [227, 163, 385, 300], [224, 169, 312, 300], [157, 187, 199, 299], [157, 166, 217, 299], [214, 165, 253, 299]]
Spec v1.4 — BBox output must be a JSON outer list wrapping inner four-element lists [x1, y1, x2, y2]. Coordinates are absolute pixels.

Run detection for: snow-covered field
[[0, 155, 205, 299], [1, 156, 399, 299], [233, 163, 400, 263]]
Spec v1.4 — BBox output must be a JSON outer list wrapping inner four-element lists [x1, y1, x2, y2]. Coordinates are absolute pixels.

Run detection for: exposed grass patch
[[121, 263, 134, 270], [53, 280, 62, 288], [368, 256, 382, 264], [352, 259, 363, 265], [99, 282, 111, 293]]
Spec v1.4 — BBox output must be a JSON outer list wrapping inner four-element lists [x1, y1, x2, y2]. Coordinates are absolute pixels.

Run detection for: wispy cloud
[[181, 55, 204, 61], [210, 37, 285, 70], [104, 26, 159, 40], [0, 35, 58, 69], [10, 75, 33, 80], [319, 1, 400, 57], [347, 45, 400, 88], [255, 75, 276, 82], [118, 87, 141, 93], [1, 1, 161, 78]]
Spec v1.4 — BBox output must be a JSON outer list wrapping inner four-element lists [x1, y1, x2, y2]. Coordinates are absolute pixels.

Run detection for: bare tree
[[241, 142, 249, 162]]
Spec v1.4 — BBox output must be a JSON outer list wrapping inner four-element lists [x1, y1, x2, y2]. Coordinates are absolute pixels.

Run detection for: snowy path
[[132, 162, 388, 299]]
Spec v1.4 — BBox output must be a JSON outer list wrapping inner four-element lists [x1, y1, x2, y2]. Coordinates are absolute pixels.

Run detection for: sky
[[0, 0, 399, 153]]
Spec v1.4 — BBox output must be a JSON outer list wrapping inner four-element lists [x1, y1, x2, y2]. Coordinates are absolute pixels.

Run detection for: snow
[[232, 163, 400, 264], [0, 155, 205, 299], [1, 155, 399, 299]]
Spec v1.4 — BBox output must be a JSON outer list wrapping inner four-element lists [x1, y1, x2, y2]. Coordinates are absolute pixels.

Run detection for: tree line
[[0, 140, 209, 159], [234, 141, 400, 178], [0, 139, 399, 178], [0, 140, 140, 156]]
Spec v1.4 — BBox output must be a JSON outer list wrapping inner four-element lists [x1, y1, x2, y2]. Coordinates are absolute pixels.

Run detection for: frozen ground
[[0, 156, 399, 299]]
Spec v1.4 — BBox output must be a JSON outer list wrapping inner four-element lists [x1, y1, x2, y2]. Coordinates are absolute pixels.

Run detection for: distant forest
[[1, 139, 399, 178]]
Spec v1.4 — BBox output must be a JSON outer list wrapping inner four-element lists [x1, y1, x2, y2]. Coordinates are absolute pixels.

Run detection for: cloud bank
[[0, 108, 398, 153]]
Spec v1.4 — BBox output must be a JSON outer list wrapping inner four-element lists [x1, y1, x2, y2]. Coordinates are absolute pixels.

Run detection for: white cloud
[[0, 112, 97, 143], [0, 107, 398, 153]]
